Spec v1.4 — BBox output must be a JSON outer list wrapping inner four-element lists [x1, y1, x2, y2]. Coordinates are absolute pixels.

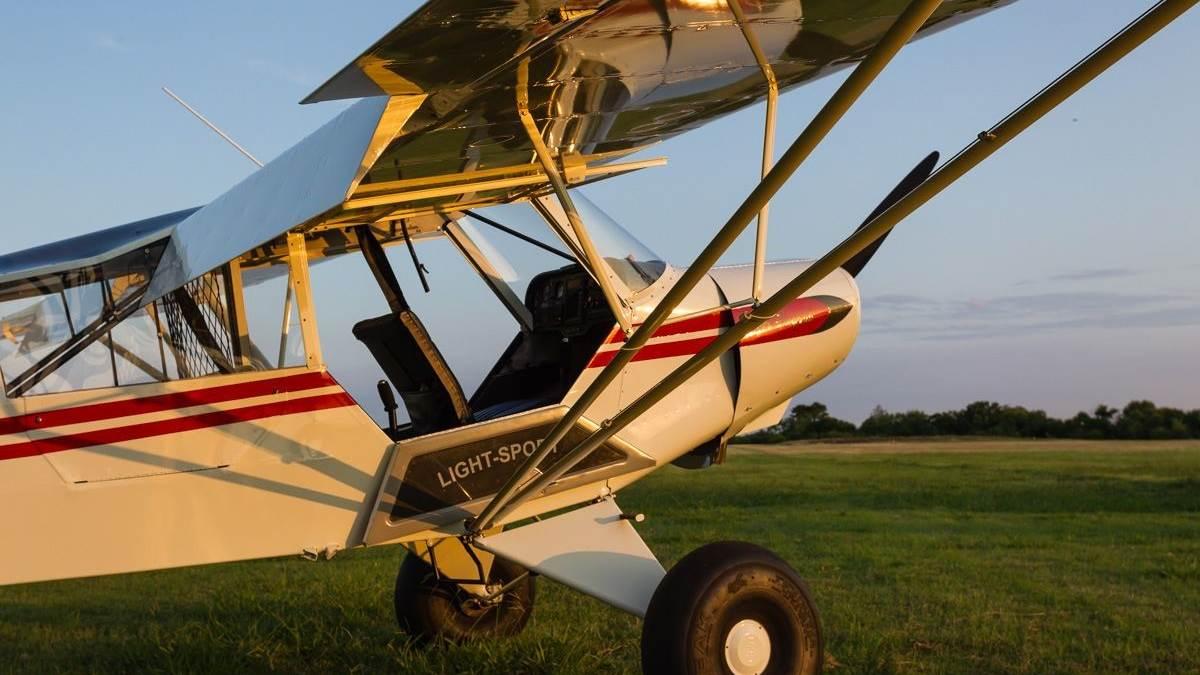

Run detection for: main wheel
[[641, 541, 823, 675], [394, 552, 535, 643]]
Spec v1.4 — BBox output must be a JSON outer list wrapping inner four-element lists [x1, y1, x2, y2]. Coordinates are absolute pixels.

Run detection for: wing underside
[[301, 0, 1013, 231]]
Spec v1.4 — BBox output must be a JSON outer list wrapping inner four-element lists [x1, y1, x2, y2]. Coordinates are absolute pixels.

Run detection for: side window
[[0, 246, 306, 397], [155, 269, 241, 380], [0, 243, 166, 396], [241, 266, 306, 370]]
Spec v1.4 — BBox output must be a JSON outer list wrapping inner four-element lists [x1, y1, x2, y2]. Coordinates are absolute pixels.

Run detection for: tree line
[[736, 400, 1200, 443]]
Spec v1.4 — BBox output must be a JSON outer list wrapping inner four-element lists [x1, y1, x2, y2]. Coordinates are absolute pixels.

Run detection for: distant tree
[[778, 402, 856, 439], [930, 410, 962, 436], [1061, 411, 1105, 439], [959, 401, 1005, 435], [1187, 410, 1200, 437], [735, 429, 786, 444], [859, 405, 897, 436], [1094, 404, 1118, 424], [859, 407, 937, 437], [735, 402, 855, 443], [732, 399, 1200, 444], [1117, 400, 1161, 439], [1088, 405, 1118, 439]]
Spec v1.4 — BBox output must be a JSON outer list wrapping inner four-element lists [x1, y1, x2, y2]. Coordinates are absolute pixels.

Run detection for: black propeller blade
[[842, 151, 940, 278]]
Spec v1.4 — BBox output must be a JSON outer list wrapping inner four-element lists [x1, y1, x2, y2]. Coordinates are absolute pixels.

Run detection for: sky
[[0, 1, 1197, 423]]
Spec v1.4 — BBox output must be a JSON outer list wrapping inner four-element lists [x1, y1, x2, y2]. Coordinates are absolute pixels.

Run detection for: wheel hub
[[723, 618, 772, 675]]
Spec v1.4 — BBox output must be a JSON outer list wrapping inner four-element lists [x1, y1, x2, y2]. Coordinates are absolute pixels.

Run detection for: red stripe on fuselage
[[587, 297, 847, 368], [0, 371, 337, 436], [602, 308, 732, 345], [588, 335, 720, 368], [0, 391, 356, 462]]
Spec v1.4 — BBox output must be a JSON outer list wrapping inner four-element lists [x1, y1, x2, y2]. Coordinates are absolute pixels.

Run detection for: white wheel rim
[[723, 618, 772, 675]]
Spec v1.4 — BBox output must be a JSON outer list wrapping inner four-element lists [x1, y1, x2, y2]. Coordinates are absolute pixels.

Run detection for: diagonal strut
[[470, 0, 949, 533], [479, 0, 1200, 527]]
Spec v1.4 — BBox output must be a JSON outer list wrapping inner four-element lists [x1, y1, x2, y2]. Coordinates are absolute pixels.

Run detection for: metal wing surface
[[171, 0, 1014, 298], [0, 208, 198, 290], [306, 0, 1014, 193]]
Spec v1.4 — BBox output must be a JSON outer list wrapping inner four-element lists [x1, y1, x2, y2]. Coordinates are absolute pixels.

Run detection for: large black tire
[[641, 541, 823, 675], [394, 553, 535, 643]]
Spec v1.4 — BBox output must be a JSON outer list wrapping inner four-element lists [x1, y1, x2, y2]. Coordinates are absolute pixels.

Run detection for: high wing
[[288, 0, 1012, 237], [2, 0, 1014, 305], [301, 0, 1014, 200]]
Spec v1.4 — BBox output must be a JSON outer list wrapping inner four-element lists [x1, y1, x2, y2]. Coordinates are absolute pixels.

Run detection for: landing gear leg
[[394, 552, 535, 643], [641, 541, 823, 675]]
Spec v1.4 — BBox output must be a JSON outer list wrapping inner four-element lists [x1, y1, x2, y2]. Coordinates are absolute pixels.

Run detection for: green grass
[[2, 440, 1198, 674]]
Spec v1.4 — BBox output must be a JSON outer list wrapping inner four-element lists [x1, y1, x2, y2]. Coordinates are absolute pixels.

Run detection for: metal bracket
[[300, 543, 343, 561]]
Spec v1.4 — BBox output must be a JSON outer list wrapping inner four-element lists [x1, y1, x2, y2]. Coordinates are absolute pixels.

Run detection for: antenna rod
[[162, 86, 264, 168]]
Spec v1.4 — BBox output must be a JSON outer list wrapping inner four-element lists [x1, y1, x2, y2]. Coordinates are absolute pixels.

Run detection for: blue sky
[[0, 1, 1197, 422]]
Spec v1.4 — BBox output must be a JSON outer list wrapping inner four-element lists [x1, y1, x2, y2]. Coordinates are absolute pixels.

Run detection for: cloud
[[943, 291, 1181, 318], [870, 293, 940, 308], [861, 289, 1200, 341], [1014, 267, 1141, 286], [90, 33, 131, 52], [1046, 267, 1141, 282], [247, 58, 313, 87], [919, 304, 1200, 341]]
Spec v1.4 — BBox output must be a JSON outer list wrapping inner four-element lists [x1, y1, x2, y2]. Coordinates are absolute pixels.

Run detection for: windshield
[[455, 204, 575, 302], [561, 193, 667, 293], [454, 193, 667, 317]]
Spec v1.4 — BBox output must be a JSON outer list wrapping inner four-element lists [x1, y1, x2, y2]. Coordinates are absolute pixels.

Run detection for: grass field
[[2, 439, 1198, 674]]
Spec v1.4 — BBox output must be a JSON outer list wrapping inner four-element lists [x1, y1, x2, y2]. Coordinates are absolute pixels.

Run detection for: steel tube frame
[[726, 0, 780, 303], [343, 157, 666, 211], [471, 0, 946, 533], [485, 0, 1199, 522], [529, 195, 591, 264], [463, 210, 575, 262], [516, 59, 634, 335], [443, 220, 535, 332], [285, 232, 323, 370], [277, 268, 294, 368]]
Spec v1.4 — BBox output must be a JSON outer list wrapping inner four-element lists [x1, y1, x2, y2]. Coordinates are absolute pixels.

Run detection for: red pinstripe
[[602, 308, 732, 345], [0, 392, 356, 462], [0, 371, 336, 435]]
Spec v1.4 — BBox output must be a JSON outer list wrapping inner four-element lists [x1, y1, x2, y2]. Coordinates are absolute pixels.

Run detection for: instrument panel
[[525, 266, 613, 336]]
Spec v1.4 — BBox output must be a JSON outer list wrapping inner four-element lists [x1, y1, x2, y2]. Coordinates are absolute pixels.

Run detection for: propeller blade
[[842, 151, 939, 277]]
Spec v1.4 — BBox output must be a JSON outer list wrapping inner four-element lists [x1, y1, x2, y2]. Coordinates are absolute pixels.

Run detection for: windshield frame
[[529, 193, 668, 302]]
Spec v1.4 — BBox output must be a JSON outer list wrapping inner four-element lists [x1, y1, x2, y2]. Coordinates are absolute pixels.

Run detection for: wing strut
[[472, 0, 1200, 530], [515, 59, 634, 335], [726, 0, 780, 303], [469, 0, 948, 534]]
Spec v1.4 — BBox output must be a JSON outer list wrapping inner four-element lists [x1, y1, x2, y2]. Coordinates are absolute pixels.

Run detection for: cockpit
[[0, 190, 668, 446], [348, 193, 669, 440]]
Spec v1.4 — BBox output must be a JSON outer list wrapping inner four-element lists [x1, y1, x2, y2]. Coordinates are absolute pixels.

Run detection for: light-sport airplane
[[1, 1, 1193, 672]]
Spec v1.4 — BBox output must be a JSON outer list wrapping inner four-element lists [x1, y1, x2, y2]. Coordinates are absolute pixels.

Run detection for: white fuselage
[[0, 260, 859, 587]]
